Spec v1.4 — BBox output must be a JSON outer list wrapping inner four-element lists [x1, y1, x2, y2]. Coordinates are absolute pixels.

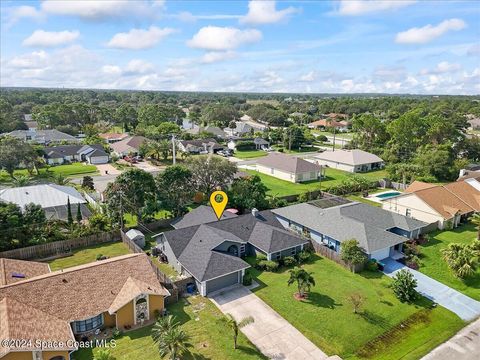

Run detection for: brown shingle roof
[[444, 181, 480, 211], [99, 132, 129, 140], [413, 186, 474, 219], [405, 181, 438, 193], [0, 258, 50, 286], [257, 153, 321, 174], [110, 136, 147, 154], [0, 297, 76, 357], [308, 119, 348, 128], [0, 253, 169, 323]]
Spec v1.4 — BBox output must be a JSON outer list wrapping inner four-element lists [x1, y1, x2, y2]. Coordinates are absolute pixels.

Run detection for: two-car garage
[[198, 270, 243, 296]]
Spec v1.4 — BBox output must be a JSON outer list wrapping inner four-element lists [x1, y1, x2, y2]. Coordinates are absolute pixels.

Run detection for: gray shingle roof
[[6, 130, 80, 143], [257, 153, 321, 174], [314, 149, 383, 166], [43, 144, 106, 158], [160, 210, 308, 281], [171, 205, 237, 229], [272, 202, 427, 253]]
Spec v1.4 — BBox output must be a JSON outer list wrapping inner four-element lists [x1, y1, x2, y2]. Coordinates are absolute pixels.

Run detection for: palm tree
[[93, 349, 115, 360], [51, 173, 71, 186], [442, 243, 478, 278], [12, 174, 32, 187], [225, 314, 254, 349], [287, 267, 315, 298], [151, 316, 191, 360], [471, 213, 480, 240]]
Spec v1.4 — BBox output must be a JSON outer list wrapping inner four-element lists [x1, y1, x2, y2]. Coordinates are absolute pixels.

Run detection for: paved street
[[209, 285, 330, 360], [383, 258, 480, 321], [421, 318, 480, 360]]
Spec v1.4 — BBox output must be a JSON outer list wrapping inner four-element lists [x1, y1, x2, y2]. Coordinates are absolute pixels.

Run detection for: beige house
[[312, 149, 384, 173], [256, 152, 321, 183], [0, 254, 169, 360], [382, 181, 477, 230]]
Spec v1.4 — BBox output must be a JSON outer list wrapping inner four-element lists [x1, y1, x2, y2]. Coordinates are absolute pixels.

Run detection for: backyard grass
[[73, 296, 266, 360], [248, 255, 464, 359], [246, 168, 387, 197], [234, 149, 268, 159], [0, 163, 98, 183], [124, 210, 173, 228], [48, 241, 130, 270], [418, 223, 480, 301]]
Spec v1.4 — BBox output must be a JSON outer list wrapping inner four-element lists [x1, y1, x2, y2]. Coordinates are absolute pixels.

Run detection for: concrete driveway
[[383, 258, 480, 321], [209, 285, 329, 360], [421, 318, 480, 360], [95, 164, 121, 176], [132, 160, 162, 173]]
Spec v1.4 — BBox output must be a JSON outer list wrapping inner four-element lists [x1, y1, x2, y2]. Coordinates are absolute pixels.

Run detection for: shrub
[[404, 242, 421, 257], [365, 259, 378, 272], [277, 147, 284, 152], [235, 140, 256, 150], [112, 329, 122, 339], [282, 256, 296, 267], [243, 271, 253, 286], [256, 253, 267, 261], [258, 260, 279, 272], [391, 269, 418, 303], [96, 253, 103, 261], [317, 135, 328, 142], [296, 250, 311, 264], [406, 256, 420, 270]]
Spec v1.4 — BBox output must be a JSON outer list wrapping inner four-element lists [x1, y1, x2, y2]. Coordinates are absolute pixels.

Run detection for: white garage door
[[89, 156, 109, 164], [370, 247, 391, 261]]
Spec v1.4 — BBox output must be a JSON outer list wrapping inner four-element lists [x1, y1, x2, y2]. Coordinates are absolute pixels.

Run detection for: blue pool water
[[376, 191, 401, 199]]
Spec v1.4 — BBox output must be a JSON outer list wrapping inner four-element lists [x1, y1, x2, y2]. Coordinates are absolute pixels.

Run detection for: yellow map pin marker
[[210, 190, 228, 220]]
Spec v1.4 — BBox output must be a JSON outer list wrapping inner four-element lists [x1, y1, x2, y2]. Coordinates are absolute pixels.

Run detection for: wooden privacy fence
[[310, 240, 364, 273], [0, 230, 121, 261], [120, 230, 179, 304]]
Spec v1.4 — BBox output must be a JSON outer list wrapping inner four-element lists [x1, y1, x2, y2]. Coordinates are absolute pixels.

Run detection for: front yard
[[73, 296, 265, 360], [246, 168, 387, 197], [0, 163, 98, 183], [248, 255, 464, 359], [48, 241, 130, 270], [234, 150, 268, 159], [419, 223, 480, 301]]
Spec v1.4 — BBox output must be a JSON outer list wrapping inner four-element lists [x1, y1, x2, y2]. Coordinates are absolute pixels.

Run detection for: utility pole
[[171, 134, 176, 165]]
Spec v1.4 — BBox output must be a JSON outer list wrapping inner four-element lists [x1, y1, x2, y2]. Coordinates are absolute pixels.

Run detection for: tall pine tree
[[67, 197, 73, 225], [76, 203, 82, 223]]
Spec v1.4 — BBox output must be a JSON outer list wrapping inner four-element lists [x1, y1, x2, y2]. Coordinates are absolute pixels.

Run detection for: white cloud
[[395, 18, 466, 44], [240, 0, 299, 24], [22, 30, 80, 47], [201, 51, 237, 64], [336, 0, 416, 16], [187, 26, 262, 51], [107, 26, 176, 50], [102, 65, 122, 75], [124, 59, 155, 75], [8, 51, 49, 69], [419, 61, 462, 75], [3, 5, 45, 28], [299, 71, 316, 82]]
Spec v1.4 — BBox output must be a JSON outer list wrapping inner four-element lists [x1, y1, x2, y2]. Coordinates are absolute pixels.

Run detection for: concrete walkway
[[209, 285, 330, 360], [383, 258, 480, 321], [421, 317, 480, 360]]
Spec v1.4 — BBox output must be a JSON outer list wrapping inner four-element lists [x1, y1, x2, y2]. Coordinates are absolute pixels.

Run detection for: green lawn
[[346, 194, 382, 207], [246, 168, 387, 197], [0, 163, 98, 183], [419, 223, 480, 301], [312, 130, 355, 140], [124, 210, 173, 228], [73, 296, 265, 360], [48, 241, 130, 271], [234, 150, 268, 159], [248, 255, 464, 359]]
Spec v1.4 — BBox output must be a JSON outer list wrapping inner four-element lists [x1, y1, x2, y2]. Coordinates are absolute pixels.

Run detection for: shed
[[126, 229, 145, 249]]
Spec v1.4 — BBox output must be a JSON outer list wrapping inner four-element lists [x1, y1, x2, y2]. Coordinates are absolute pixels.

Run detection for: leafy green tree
[[76, 203, 82, 223], [391, 269, 418, 303], [115, 103, 138, 131], [351, 114, 389, 153], [224, 314, 254, 350], [88, 213, 112, 232], [0, 137, 37, 179], [287, 267, 315, 298], [104, 168, 157, 223], [413, 143, 456, 181], [151, 316, 191, 360], [82, 176, 95, 190], [141, 139, 171, 161], [347, 292, 365, 314], [23, 203, 46, 225], [228, 175, 268, 212], [186, 155, 237, 195], [201, 103, 239, 127], [340, 239, 367, 272], [138, 104, 185, 127], [156, 165, 194, 217], [12, 175, 32, 187]]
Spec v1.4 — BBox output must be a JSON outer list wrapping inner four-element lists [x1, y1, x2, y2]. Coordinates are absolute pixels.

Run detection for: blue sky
[[1, 0, 479, 94]]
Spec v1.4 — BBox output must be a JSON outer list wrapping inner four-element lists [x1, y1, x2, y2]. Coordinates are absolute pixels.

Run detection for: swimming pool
[[376, 191, 401, 199]]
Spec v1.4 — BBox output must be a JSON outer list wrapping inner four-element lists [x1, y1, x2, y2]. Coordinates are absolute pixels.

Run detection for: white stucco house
[[312, 149, 384, 173], [256, 152, 321, 183]]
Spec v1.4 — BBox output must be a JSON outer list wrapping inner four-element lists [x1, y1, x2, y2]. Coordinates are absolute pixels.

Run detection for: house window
[[73, 314, 103, 333], [405, 209, 411, 217], [240, 244, 246, 254]]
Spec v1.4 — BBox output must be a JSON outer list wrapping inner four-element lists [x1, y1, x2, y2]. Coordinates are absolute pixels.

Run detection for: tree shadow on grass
[[358, 270, 384, 280], [303, 292, 342, 309], [237, 345, 269, 359], [379, 300, 393, 306], [359, 310, 391, 330]]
